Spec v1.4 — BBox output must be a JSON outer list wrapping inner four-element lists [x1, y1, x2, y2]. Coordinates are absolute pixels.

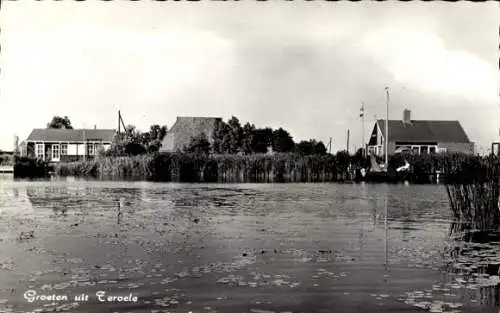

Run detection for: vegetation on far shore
[[14, 115, 500, 231]]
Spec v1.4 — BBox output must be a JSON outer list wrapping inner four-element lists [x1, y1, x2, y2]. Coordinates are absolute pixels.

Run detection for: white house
[[22, 128, 116, 162], [367, 109, 475, 156]]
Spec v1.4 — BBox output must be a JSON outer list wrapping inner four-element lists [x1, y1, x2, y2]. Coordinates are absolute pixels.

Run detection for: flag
[[359, 103, 364, 117]]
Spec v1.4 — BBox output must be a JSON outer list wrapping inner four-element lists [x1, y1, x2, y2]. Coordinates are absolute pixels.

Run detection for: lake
[[0, 178, 498, 313]]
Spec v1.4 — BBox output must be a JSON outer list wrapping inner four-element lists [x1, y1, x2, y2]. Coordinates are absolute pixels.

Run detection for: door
[[51, 144, 60, 162]]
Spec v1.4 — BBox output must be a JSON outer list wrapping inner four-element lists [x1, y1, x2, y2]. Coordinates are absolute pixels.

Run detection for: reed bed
[[54, 152, 347, 183], [54, 154, 155, 179], [13, 156, 50, 178], [444, 155, 500, 232], [54, 152, 500, 188]]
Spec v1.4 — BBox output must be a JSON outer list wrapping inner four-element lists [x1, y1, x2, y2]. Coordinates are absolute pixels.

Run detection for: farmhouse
[[22, 128, 116, 162], [160, 116, 222, 152], [367, 109, 475, 156]]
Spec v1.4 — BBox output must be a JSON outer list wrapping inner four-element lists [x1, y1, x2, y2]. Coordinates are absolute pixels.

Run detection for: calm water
[[0, 177, 499, 313]]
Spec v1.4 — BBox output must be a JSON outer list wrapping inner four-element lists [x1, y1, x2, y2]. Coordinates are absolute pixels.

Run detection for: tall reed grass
[[13, 156, 50, 178], [444, 155, 500, 232], [53, 152, 500, 187], [54, 152, 348, 183]]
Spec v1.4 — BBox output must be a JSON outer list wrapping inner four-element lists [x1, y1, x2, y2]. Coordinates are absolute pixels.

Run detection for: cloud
[[0, 1, 498, 153], [362, 28, 498, 104]]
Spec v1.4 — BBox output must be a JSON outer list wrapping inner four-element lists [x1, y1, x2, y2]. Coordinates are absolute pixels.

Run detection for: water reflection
[[441, 222, 500, 307], [0, 181, 497, 313]]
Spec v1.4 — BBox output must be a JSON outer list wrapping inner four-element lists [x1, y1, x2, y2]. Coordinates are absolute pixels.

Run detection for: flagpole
[[361, 102, 365, 157], [385, 87, 389, 167]]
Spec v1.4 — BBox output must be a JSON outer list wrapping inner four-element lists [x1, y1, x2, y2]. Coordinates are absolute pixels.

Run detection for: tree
[[143, 124, 168, 153], [295, 139, 327, 155], [106, 123, 166, 156], [251, 127, 274, 154], [272, 128, 295, 153], [148, 124, 168, 141], [184, 132, 211, 155], [313, 141, 327, 155], [241, 122, 256, 154], [212, 119, 230, 154], [47, 116, 73, 129], [227, 116, 243, 154], [124, 125, 141, 144], [295, 140, 315, 155]]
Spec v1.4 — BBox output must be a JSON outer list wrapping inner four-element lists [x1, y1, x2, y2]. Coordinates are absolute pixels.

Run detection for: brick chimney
[[403, 109, 411, 124]]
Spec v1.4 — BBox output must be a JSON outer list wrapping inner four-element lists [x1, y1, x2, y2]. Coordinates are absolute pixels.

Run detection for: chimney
[[94, 125, 96, 129], [403, 109, 411, 124]]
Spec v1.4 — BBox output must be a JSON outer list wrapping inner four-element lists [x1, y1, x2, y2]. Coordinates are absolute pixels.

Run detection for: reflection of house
[[367, 109, 474, 156], [160, 116, 222, 152], [22, 128, 116, 162]]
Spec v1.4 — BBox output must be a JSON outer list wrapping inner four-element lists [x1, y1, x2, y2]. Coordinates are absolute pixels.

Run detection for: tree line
[[46, 115, 329, 156], [184, 116, 328, 156]]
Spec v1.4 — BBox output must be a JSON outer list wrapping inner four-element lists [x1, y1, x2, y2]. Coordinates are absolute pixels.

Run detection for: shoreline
[[10, 153, 499, 185]]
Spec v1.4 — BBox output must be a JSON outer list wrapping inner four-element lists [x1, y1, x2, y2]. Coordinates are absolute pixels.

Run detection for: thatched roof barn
[[160, 116, 222, 152]]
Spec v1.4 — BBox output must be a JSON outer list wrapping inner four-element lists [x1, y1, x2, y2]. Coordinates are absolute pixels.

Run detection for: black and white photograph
[[0, 1, 499, 313]]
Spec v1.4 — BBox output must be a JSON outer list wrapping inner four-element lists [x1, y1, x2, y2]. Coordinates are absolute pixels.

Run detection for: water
[[0, 178, 498, 313]]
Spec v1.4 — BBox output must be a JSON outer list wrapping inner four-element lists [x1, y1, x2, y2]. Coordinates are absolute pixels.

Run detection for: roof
[[160, 116, 222, 152], [376, 120, 471, 143], [169, 117, 222, 133], [26, 128, 116, 142]]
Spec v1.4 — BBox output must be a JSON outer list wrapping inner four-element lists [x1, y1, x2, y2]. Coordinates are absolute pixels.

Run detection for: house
[[22, 128, 116, 162], [160, 116, 222, 152], [367, 109, 475, 156]]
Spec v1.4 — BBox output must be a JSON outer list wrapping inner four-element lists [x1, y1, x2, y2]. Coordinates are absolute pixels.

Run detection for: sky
[[1, 1, 499, 154]]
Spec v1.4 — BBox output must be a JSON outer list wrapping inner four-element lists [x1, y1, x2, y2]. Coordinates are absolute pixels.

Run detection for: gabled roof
[[376, 120, 471, 143], [168, 116, 222, 133], [160, 116, 222, 152], [26, 129, 116, 142]]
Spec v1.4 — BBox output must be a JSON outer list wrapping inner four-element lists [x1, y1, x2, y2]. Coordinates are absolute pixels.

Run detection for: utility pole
[[347, 129, 350, 154]]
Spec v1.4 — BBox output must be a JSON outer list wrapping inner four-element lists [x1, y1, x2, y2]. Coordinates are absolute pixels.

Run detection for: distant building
[[22, 128, 116, 162], [367, 109, 475, 156], [160, 116, 222, 152]]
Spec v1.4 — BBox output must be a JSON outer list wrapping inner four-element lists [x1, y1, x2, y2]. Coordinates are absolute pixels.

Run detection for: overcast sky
[[1, 1, 498, 153]]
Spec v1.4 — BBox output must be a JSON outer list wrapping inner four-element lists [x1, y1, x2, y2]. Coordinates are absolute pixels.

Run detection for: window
[[52, 144, 60, 159], [36, 144, 44, 157], [60, 144, 68, 155], [429, 146, 437, 153], [87, 143, 95, 156], [420, 146, 429, 154]]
